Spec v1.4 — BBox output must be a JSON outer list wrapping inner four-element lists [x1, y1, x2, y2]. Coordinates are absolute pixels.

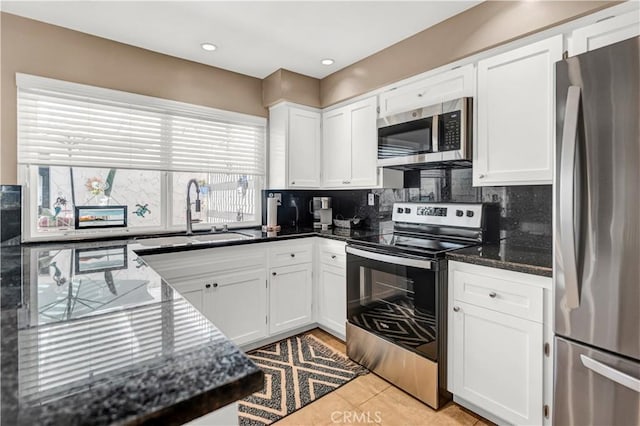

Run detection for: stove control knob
[[456, 210, 464, 217], [404, 208, 411, 214], [466, 210, 474, 218], [397, 207, 404, 213]]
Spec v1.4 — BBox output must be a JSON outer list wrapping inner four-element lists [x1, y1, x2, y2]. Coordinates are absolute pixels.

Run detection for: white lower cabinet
[[142, 238, 342, 345], [209, 269, 268, 346], [317, 263, 346, 337], [269, 263, 313, 335], [452, 302, 543, 425], [316, 239, 347, 338], [448, 261, 552, 426]]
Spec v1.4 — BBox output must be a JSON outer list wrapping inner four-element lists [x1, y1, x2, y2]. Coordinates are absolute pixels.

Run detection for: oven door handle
[[346, 246, 433, 270]]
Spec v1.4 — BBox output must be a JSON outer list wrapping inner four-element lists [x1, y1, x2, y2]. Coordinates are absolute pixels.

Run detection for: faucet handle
[[222, 224, 228, 232], [195, 199, 201, 213]]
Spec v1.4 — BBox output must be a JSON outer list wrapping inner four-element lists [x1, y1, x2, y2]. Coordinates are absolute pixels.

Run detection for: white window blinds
[[16, 74, 266, 175]]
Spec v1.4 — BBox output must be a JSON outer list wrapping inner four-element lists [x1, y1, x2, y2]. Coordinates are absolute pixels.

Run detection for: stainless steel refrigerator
[[554, 36, 639, 425]]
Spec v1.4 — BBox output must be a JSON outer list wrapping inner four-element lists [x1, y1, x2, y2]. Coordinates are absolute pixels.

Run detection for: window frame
[[17, 74, 266, 242]]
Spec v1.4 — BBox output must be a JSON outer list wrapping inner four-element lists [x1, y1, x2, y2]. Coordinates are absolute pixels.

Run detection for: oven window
[[378, 117, 433, 159], [347, 253, 438, 360]]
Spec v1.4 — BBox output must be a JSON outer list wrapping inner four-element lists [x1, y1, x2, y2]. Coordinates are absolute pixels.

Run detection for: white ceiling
[[0, 1, 481, 79]]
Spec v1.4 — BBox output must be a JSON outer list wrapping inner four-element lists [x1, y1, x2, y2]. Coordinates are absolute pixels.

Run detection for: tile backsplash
[[263, 167, 552, 249], [0, 185, 22, 245]]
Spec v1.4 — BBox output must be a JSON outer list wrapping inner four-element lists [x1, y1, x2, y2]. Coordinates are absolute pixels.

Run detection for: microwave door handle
[[580, 355, 640, 393], [346, 246, 432, 270], [432, 114, 439, 153], [559, 86, 581, 310]]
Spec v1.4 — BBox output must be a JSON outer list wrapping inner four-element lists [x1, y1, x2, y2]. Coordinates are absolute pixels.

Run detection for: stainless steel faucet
[[186, 179, 201, 235]]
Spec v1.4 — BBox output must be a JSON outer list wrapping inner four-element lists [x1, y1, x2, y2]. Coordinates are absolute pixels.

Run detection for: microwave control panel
[[439, 111, 461, 151]]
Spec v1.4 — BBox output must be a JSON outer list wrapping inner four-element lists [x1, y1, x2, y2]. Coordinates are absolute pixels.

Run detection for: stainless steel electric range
[[345, 202, 498, 409]]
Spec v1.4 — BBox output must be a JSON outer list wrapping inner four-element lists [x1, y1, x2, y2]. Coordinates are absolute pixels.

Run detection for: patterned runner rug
[[238, 333, 368, 426]]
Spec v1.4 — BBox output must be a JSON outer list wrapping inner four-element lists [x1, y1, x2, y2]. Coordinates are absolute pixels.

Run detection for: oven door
[[346, 245, 441, 361]]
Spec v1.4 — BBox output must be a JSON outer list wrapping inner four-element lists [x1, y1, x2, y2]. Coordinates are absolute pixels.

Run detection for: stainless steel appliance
[[310, 196, 332, 230], [554, 37, 639, 425], [346, 202, 497, 409], [377, 97, 472, 169]]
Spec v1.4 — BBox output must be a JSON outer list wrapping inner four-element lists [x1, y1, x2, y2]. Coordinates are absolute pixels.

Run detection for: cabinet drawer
[[452, 270, 543, 322], [319, 240, 346, 266], [268, 241, 313, 267], [379, 64, 474, 117]]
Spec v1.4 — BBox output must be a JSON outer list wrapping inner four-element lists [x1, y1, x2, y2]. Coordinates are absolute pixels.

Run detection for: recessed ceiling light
[[321, 58, 335, 66], [201, 43, 217, 52]]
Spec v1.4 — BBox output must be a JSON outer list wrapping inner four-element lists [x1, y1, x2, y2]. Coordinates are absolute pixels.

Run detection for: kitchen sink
[[135, 236, 194, 246], [135, 232, 253, 247], [189, 232, 253, 243]]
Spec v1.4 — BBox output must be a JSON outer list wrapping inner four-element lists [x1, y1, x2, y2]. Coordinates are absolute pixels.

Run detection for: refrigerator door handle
[[559, 86, 581, 309], [580, 354, 640, 393]]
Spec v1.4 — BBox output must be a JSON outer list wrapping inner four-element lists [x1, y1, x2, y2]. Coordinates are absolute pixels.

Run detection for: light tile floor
[[273, 329, 493, 426]]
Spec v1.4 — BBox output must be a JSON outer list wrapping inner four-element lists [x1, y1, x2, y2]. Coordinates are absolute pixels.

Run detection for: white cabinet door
[[475, 35, 562, 186], [317, 262, 346, 338], [322, 107, 351, 187], [268, 103, 321, 189], [452, 301, 544, 426], [288, 107, 321, 188], [570, 9, 640, 56], [379, 64, 475, 117], [348, 97, 378, 187], [172, 280, 207, 316], [269, 263, 313, 334], [210, 269, 268, 346]]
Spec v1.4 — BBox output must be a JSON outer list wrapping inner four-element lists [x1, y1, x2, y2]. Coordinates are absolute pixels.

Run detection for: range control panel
[[392, 202, 483, 228]]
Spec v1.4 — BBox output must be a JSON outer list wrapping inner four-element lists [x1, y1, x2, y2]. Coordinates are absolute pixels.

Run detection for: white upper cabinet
[[570, 9, 640, 56], [322, 96, 380, 188], [321, 107, 351, 187], [378, 64, 475, 117], [475, 35, 563, 186], [268, 103, 321, 189]]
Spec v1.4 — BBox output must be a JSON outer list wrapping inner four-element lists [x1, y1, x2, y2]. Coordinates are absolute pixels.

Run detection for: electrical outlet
[[368, 193, 375, 206], [268, 192, 282, 206]]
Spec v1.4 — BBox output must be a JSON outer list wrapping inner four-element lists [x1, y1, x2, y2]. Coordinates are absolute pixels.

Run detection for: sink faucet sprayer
[[186, 179, 201, 235]]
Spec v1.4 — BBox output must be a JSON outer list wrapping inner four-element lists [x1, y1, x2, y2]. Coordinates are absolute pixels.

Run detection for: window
[[17, 74, 266, 241]]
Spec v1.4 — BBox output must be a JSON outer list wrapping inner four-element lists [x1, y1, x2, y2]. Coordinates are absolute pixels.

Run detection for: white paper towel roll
[[267, 197, 278, 227]]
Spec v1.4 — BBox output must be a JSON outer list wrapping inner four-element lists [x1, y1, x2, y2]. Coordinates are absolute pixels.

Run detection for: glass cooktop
[[350, 232, 474, 258]]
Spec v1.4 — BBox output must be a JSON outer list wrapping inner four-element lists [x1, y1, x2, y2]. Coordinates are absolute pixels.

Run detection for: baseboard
[[239, 324, 318, 352], [453, 395, 506, 425]]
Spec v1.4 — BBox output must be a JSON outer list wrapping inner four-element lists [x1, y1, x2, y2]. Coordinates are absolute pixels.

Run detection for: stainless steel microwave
[[377, 97, 472, 169]]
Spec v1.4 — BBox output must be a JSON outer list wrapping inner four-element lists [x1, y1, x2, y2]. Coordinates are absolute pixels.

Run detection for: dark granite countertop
[[0, 239, 267, 426], [0, 227, 381, 425], [446, 240, 553, 277]]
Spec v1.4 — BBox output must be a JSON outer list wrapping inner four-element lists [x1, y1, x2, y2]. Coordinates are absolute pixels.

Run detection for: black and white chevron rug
[[238, 333, 368, 426]]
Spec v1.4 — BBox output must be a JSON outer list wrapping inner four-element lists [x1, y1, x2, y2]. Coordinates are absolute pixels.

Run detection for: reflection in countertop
[[0, 240, 263, 426]]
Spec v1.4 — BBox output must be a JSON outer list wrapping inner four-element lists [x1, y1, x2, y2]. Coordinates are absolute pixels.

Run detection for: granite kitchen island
[[0, 239, 264, 426]]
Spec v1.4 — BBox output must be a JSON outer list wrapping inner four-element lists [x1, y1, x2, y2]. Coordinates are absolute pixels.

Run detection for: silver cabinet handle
[[205, 283, 211, 289], [291, 181, 295, 185], [331, 255, 337, 259], [453, 306, 460, 312], [489, 292, 497, 298], [478, 174, 486, 179], [342, 180, 351, 184], [213, 283, 218, 288], [417, 93, 423, 97], [290, 253, 295, 258], [580, 355, 640, 393], [560, 86, 582, 310], [272, 272, 277, 276]]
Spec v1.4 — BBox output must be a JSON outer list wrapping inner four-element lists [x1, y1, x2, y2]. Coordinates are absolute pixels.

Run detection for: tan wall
[[0, 12, 266, 184], [262, 68, 320, 108], [320, 1, 618, 107]]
